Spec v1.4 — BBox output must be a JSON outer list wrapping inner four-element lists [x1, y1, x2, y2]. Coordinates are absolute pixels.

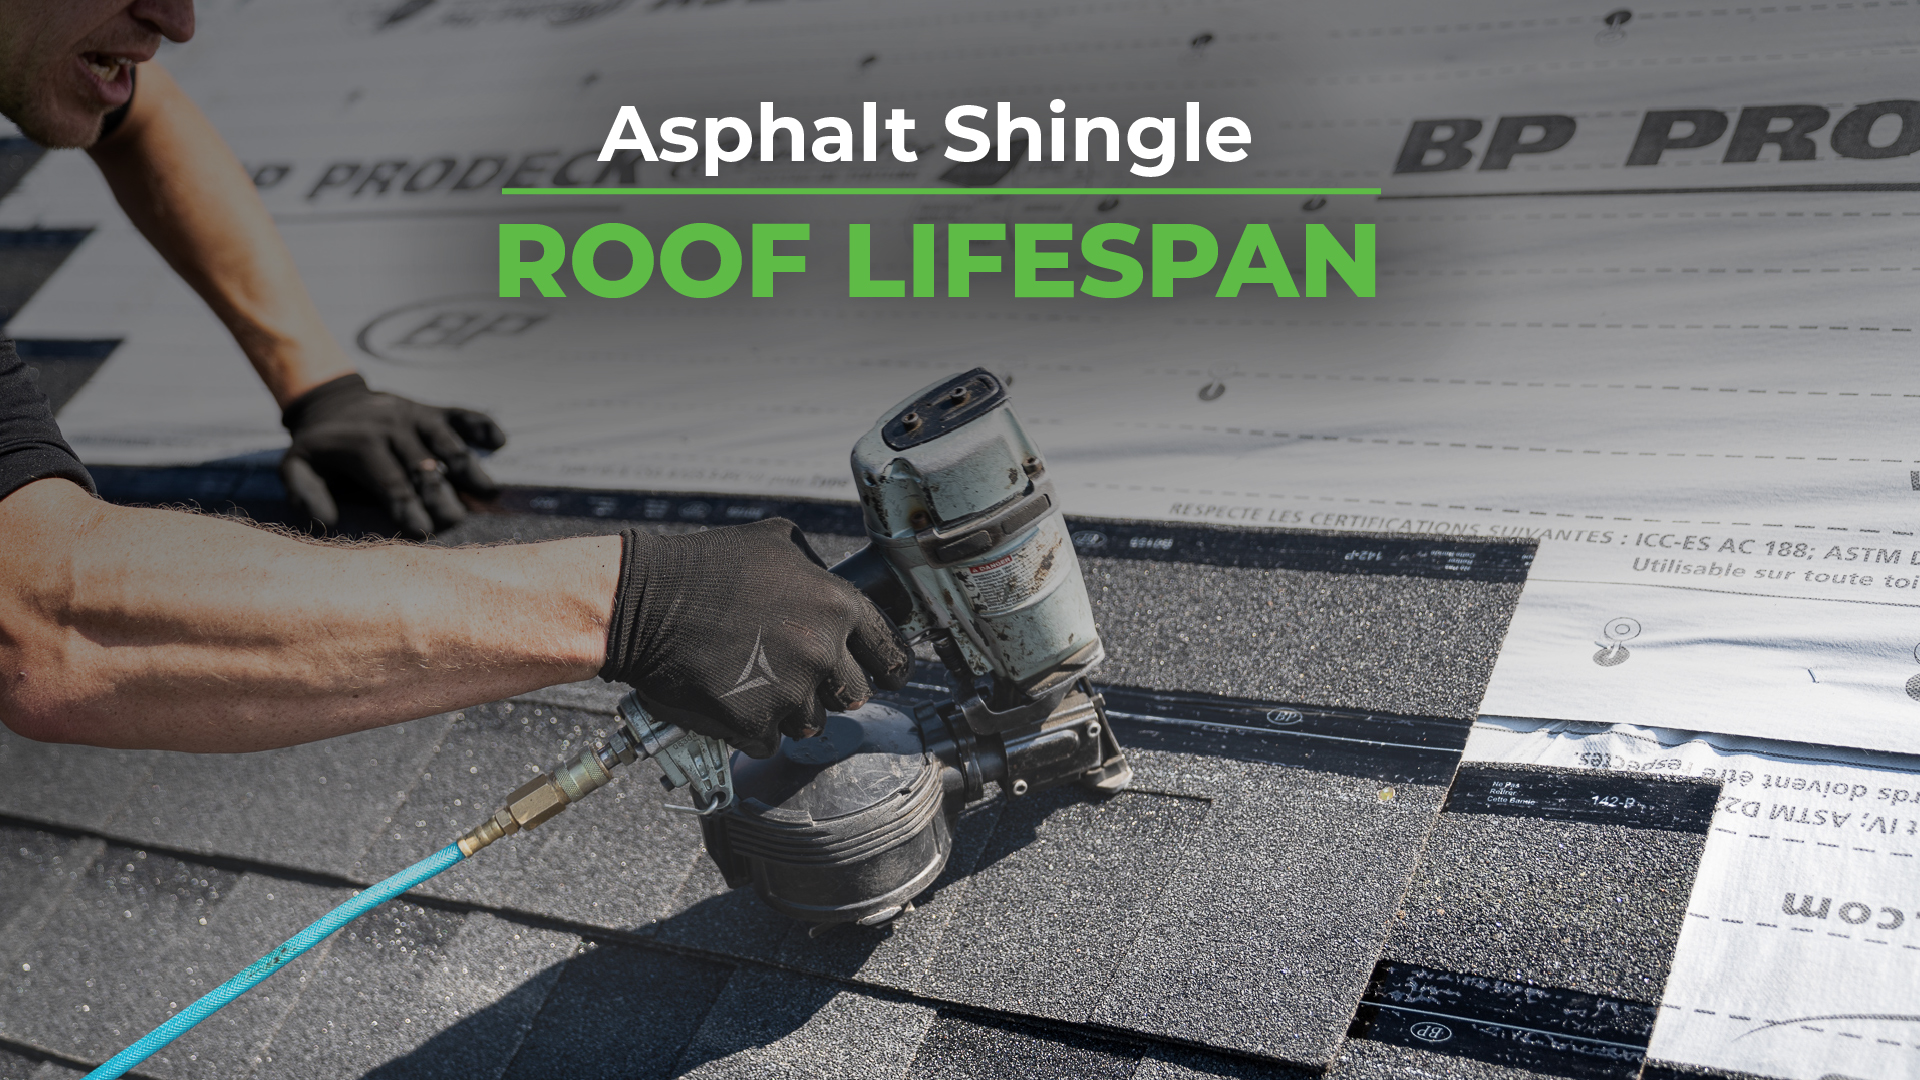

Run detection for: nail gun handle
[[828, 543, 915, 628], [615, 692, 737, 815]]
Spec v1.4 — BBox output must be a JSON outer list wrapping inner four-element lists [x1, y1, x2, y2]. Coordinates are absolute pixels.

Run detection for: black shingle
[[916, 786, 1212, 1023], [1329, 1039, 1568, 1079], [1084, 559, 1521, 721], [0, 731, 156, 833], [1383, 813, 1705, 1001], [1135, 1047, 1318, 1079], [1090, 762, 1448, 1067], [672, 966, 935, 1079], [258, 904, 575, 1080], [651, 856, 796, 960], [1341, 764, 1721, 1080], [103, 717, 456, 877], [498, 941, 732, 1080], [0, 1045, 44, 1080], [354, 700, 704, 932], [0, 511, 1534, 1075], [0, 843, 349, 1080], [0, 824, 104, 977], [903, 1011, 1138, 1080], [1384, 764, 1715, 1002]]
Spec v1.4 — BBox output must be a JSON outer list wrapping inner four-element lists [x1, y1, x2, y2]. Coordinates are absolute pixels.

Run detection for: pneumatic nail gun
[[613, 368, 1131, 927]]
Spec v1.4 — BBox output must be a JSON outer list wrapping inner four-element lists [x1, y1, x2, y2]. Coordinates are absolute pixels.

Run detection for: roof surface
[[0, 506, 1729, 1078]]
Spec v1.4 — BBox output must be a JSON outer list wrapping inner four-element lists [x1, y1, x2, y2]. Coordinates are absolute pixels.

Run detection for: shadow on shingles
[[357, 769, 1100, 1078], [358, 889, 887, 1080], [968, 782, 1102, 877]]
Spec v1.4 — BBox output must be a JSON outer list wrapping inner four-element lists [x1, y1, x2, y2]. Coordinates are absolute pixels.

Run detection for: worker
[[3, 0, 502, 539], [0, 0, 912, 756]]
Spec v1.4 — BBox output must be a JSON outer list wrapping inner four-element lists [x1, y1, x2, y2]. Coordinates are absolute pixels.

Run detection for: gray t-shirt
[[0, 338, 95, 503]]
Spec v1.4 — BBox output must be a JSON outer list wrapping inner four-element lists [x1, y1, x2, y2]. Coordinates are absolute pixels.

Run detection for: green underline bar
[[501, 186, 1380, 196]]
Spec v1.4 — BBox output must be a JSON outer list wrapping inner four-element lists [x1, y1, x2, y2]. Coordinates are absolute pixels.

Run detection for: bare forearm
[[87, 63, 353, 405], [0, 480, 617, 751]]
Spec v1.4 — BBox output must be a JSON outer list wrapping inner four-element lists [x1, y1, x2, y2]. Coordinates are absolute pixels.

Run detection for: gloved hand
[[600, 518, 913, 759], [280, 374, 506, 539]]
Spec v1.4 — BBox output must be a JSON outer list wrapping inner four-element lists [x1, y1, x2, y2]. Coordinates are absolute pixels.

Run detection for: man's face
[[0, 0, 194, 148]]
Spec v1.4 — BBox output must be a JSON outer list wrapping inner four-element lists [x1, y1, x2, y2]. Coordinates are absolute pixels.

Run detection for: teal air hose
[[83, 844, 466, 1080], [82, 727, 643, 1080]]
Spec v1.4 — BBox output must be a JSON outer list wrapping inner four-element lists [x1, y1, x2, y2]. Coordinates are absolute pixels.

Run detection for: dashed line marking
[[1136, 420, 1920, 466], [1325, 3, 1912, 39], [1302, 41, 1920, 87], [1159, 366, 1920, 399]]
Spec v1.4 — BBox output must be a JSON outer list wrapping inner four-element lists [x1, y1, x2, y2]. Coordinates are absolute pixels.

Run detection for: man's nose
[[126, 0, 195, 43]]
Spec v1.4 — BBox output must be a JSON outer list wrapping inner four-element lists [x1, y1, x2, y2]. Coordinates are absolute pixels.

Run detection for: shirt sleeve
[[0, 338, 96, 503]]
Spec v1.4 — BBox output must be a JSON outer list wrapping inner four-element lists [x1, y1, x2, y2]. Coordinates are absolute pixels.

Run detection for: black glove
[[280, 374, 506, 539], [600, 519, 913, 759]]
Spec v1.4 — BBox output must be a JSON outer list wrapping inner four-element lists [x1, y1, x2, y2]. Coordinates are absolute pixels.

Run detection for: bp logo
[[1265, 708, 1304, 727], [356, 295, 552, 366], [1593, 616, 1641, 667], [1409, 1021, 1453, 1044], [1071, 530, 1107, 551]]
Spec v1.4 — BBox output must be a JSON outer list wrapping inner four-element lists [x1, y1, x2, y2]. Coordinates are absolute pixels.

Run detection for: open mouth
[[81, 52, 133, 84]]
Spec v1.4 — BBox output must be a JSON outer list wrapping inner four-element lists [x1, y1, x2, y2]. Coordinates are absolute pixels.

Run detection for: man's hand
[[599, 519, 913, 759], [82, 63, 506, 539], [280, 374, 506, 539]]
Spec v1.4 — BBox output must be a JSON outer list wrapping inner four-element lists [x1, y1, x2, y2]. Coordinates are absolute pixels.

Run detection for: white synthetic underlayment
[[1469, 719, 1920, 1080], [6, 8, 1920, 1073]]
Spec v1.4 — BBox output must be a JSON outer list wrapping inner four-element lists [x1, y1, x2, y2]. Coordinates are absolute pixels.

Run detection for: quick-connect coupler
[[457, 727, 640, 856], [614, 691, 736, 815]]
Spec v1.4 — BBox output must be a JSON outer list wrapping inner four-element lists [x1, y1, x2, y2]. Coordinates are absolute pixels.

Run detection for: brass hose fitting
[[457, 728, 640, 856]]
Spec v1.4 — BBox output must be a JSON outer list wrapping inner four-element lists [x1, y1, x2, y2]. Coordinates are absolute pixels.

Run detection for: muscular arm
[[86, 63, 353, 405], [0, 479, 618, 752]]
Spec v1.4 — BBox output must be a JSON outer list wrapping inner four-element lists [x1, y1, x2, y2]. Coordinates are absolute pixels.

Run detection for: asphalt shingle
[[496, 941, 733, 1080], [1384, 813, 1705, 1001], [0, 836, 349, 1080], [1090, 761, 1448, 1067], [0, 824, 104, 977], [0, 509, 1535, 1076], [0, 1046, 43, 1080], [259, 904, 575, 1080], [672, 966, 936, 1080], [0, 510, 671, 893], [0, 731, 155, 834], [1384, 764, 1714, 1002], [902, 1011, 1139, 1080], [355, 700, 704, 932], [1341, 764, 1720, 1080], [1134, 1048, 1317, 1080], [102, 716, 456, 878], [651, 853, 797, 959], [1327, 1038, 1567, 1080], [1084, 559, 1521, 721], [915, 786, 1212, 1023]]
